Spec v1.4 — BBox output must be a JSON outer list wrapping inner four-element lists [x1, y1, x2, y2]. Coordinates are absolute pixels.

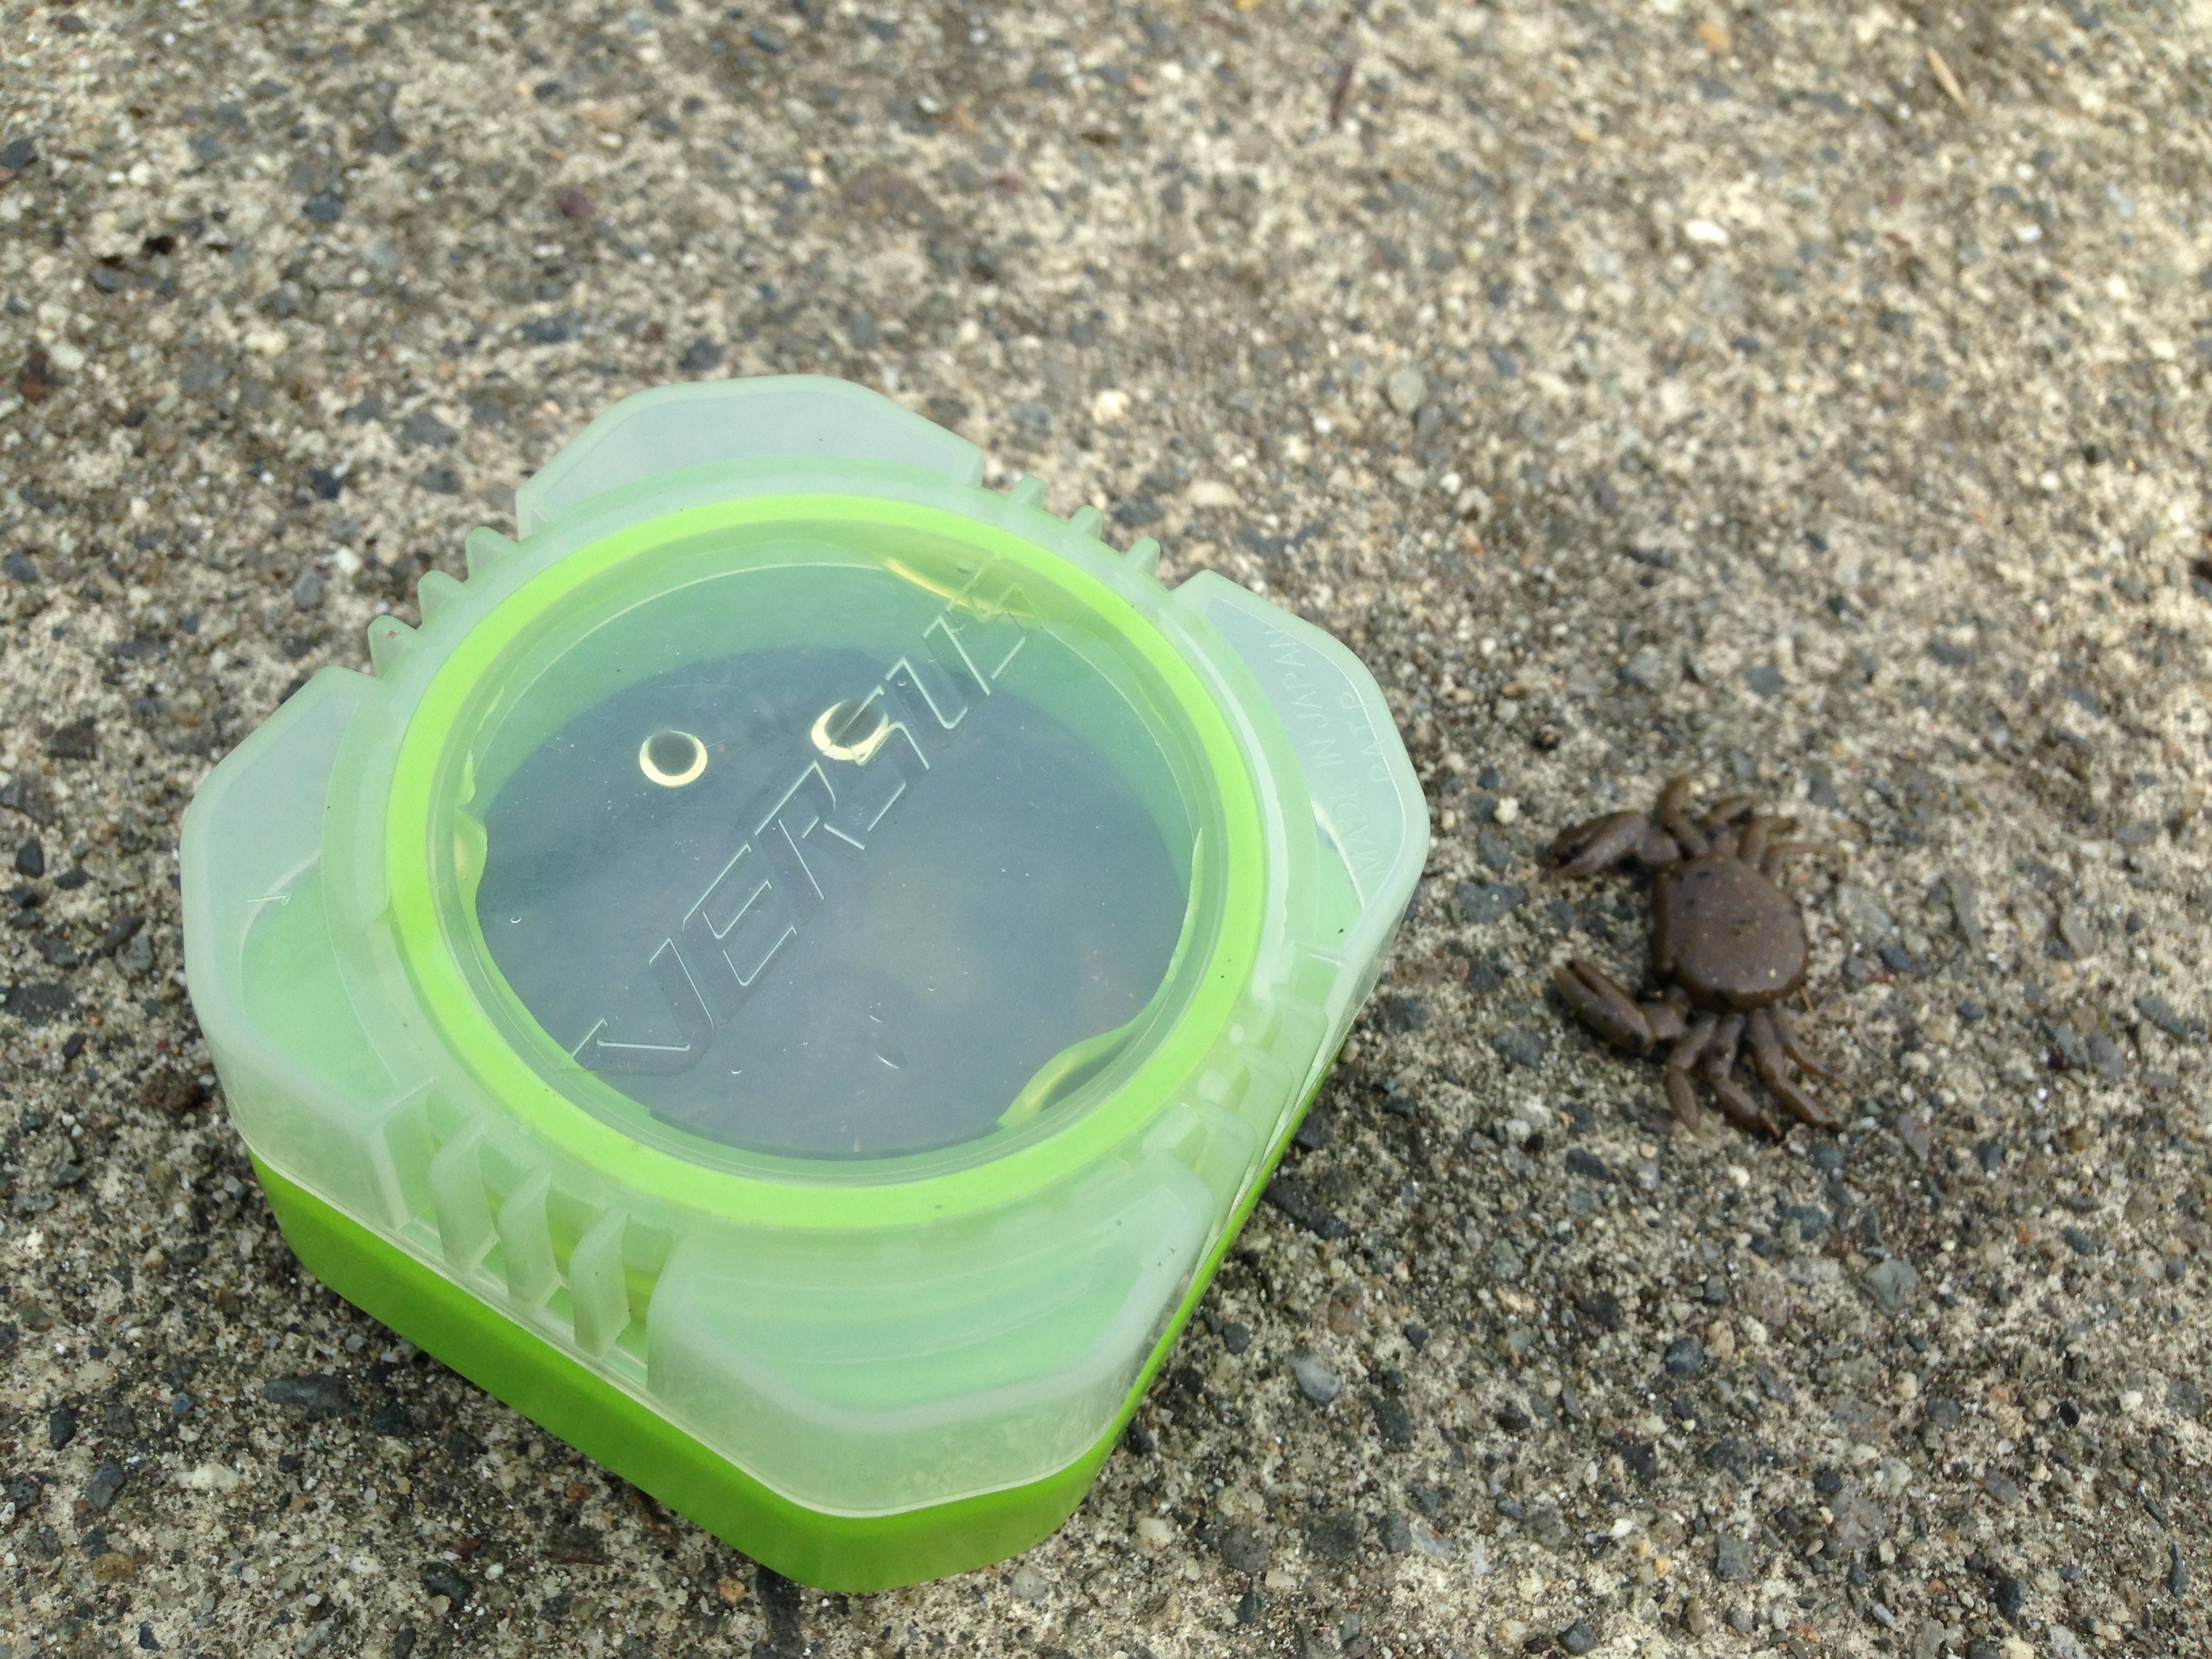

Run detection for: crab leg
[[1736, 815, 1794, 869], [1759, 835, 1814, 880], [1662, 1013, 1719, 1130], [1707, 824, 1742, 860], [1553, 960, 1656, 1054], [1769, 1005, 1839, 1080], [1643, 988, 1689, 1042], [1701, 1013, 1778, 1137], [1658, 774, 1711, 857], [1746, 1008, 1839, 1128], [1701, 796, 1756, 831], [1551, 811, 1651, 877], [1633, 825, 1684, 869]]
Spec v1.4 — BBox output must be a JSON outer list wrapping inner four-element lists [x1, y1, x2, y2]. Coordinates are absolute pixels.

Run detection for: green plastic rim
[[384, 495, 1269, 1229]]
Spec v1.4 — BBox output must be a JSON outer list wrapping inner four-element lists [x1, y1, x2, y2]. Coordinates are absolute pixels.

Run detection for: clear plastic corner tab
[[1183, 573, 1429, 943], [513, 375, 988, 536]]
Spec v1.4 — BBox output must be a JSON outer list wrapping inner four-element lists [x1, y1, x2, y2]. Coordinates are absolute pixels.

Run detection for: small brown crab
[[1547, 775, 1838, 1138]]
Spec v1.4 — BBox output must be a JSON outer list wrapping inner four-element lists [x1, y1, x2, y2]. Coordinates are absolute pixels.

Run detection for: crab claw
[[1553, 960, 1657, 1055], [1550, 811, 1649, 876]]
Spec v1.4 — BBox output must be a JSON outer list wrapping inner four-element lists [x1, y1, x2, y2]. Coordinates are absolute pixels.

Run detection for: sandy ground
[[3, 2, 2211, 1656]]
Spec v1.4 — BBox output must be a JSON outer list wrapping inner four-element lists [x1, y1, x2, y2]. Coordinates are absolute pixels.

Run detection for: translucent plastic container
[[180, 377, 1427, 1588]]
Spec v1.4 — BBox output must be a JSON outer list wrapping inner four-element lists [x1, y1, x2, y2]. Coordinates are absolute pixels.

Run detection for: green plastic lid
[[181, 377, 1427, 1585]]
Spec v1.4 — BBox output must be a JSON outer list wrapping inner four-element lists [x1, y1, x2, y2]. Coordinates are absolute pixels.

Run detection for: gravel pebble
[[261, 1374, 354, 1415], [1455, 880, 1525, 925], [1714, 1534, 1756, 1582], [1488, 1028, 1547, 1068], [86, 1460, 125, 1512], [1994, 1574, 2025, 1622], [1833, 881, 1898, 943], [1382, 365, 1427, 415], [1263, 1174, 1346, 1240], [1216, 1523, 1268, 1574], [1862, 1257, 1921, 1313], [1291, 1354, 1343, 1406], [2136, 994, 2199, 1040], [1619, 644, 1668, 691]]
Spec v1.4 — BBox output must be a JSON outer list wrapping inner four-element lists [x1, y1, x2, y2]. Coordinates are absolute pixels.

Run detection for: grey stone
[[1528, 1504, 1570, 1551], [1833, 881, 1898, 943], [1714, 1534, 1757, 1581], [1263, 1174, 1345, 1239], [520, 311, 580, 344], [1619, 644, 1668, 691], [1383, 364, 1427, 414], [1373, 992, 1428, 1032], [1994, 1574, 2025, 1622], [86, 1460, 125, 1511], [262, 1374, 356, 1415], [1829, 1485, 1884, 1551], [117, 930, 155, 978], [1944, 870, 1988, 951], [1489, 1028, 1547, 1068], [1455, 880, 1525, 924], [180, 355, 231, 394], [1564, 1148, 1610, 1181], [401, 409, 456, 450], [1303, 1510, 1356, 1561], [2137, 995, 2199, 1040], [1215, 1522, 1268, 1574], [1292, 1354, 1342, 1406], [1862, 1257, 1920, 1313]]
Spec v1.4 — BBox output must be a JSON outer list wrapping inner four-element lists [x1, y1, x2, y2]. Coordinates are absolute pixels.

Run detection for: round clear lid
[[435, 514, 1224, 1170]]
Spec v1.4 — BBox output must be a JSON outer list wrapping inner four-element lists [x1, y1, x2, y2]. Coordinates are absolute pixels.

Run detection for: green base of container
[[248, 1053, 1332, 1589]]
